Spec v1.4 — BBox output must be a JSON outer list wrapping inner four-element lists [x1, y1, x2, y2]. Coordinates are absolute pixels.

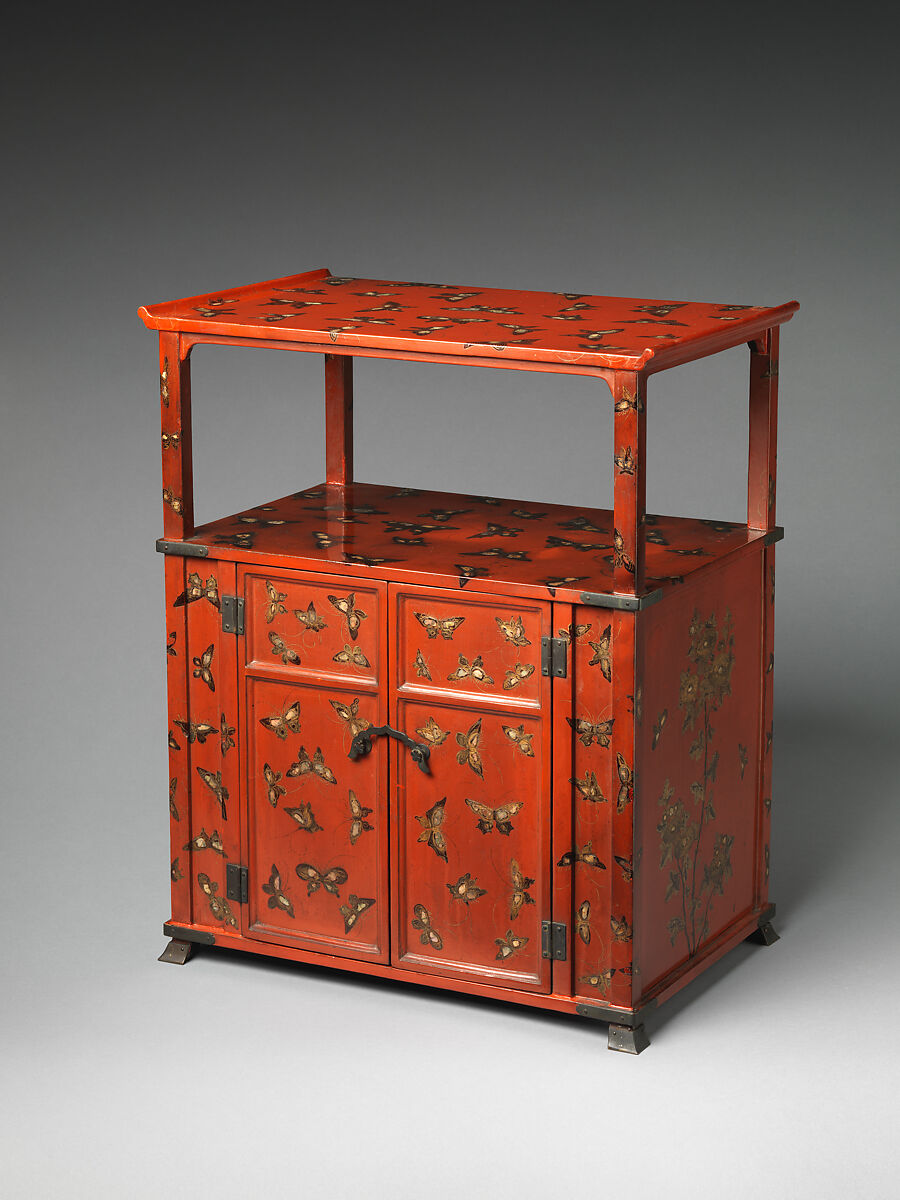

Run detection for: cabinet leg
[[747, 919, 780, 946], [608, 1023, 650, 1054], [158, 938, 193, 965]]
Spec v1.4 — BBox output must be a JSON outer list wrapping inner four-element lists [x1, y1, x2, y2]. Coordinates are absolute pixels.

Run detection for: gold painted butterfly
[[614, 386, 643, 413], [588, 624, 612, 683], [567, 715, 615, 748], [287, 745, 337, 785], [168, 729, 180, 750], [330, 697, 370, 739], [196, 767, 228, 820], [509, 508, 547, 520], [455, 564, 490, 587], [495, 615, 530, 646], [576, 900, 591, 945], [614, 855, 634, 882], [184, 827, 225, 856], [738, 743, 748, 778], [166, 631, 177, 656], [163, 488, 183, 514], [348, 790, 373, 844], [160, 358, 169, 406], [294, 601, 327, 631], [616, 753, 634, 812], [413, 649, 432, 679], [283, 801, 322, 833], [340, 894, 375, 934], [503, 662, 535, 690], [614, 445, 636, 475], [610, 914, 633, 942], [328, 592, 367, 640], [558, 622, 591, 644], [572, 770, 606, 803], [411, 903, 443, 950], [264, 581, 287, 623], [197, 873, 237, 927], [416, 717, 449, 747], [220, 714, 235, 754], [262, 863, 295, 918], [263, 763, 285, 807], [495, 930, 529, 961], [333, 644, 371, 668], [468, 523, 522, 539], [173, 572, 220, 609], [174, 718, 217, 745], [447, 654, 494, 685], [447, 873, 486, 905], [502, 723, 534, 757], [268, 631, 301, 665], [169, 778, 179, 820], [191, 643, 215, 692], [414, 797, 448, 862], [652, 709, 668, 749], [414, 611, 466, 640], [259, 700, 301, 740], [455, 719, 484, 778], [509, 859, 535, 919], [171, 857, 183, 882], [311, 531, 336, 549], [557, 842, 606, 870], [613, 528, 636, 574], [580, 968, 615, 995], [466, 797, 523, 837], [295, 862, 348, 897]]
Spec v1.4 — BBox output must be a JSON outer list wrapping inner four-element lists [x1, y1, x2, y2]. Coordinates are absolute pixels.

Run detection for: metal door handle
[[348, 725, 431, 774]]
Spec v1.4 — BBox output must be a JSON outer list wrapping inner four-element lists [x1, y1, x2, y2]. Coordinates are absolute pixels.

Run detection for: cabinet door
[[238, 566, 389, 962], [389, 585, 554, 992]]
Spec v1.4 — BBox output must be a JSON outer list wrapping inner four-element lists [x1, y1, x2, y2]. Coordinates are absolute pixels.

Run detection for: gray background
[[2, 4, 898, 1197]]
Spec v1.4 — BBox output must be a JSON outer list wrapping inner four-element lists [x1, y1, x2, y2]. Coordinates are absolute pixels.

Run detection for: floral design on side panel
[[657, 610, 736, 955]]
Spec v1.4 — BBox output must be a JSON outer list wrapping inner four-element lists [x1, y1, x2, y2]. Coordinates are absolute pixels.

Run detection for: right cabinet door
[[389, 584, 554, 992]]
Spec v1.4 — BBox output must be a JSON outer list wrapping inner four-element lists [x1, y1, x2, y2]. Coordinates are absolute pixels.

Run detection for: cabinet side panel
[[164, 556, 191, 922], [634, 551, 764, 1002], [755, 545, 776, 906]]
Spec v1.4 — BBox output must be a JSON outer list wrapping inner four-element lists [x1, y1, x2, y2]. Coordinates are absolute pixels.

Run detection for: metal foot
[[608, 1023, 650, 1054], [158, 938, 193, 965], [747, 919, 780, 946]]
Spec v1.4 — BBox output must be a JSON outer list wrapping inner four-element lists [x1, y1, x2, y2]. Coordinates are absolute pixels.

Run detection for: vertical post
[[325, 353, 354, 486], [747, 327, 779, 531], [612, 371, 647, 595], [159, 331, 194, 539]]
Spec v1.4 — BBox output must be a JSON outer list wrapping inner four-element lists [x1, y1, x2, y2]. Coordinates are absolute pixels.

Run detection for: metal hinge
[[541, 920, 567, 961], [540, 636, 568, 678], [221, 596, 245, 635], [226, 863, 248, 904]]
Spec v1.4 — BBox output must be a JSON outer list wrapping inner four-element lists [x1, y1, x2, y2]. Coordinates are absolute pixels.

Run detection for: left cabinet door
[[237, 566, 389, 963]]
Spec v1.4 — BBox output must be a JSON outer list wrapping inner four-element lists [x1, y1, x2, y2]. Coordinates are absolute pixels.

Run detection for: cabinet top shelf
[[139, 268, 798, 376]]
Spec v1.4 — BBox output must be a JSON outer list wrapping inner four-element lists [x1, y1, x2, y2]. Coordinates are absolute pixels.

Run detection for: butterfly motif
[[447, 654, 494, 685], [295, 862, 348, 897], [455, 564, 490, 587], [312, 531, 335, 549], [557, 842, 606, 870], [160, 357, 169, 406], [580, 968, 615, 996], [287, 746, 337, 785], [163, 488, 183, 514], [171, 857, 183, 882], [541, 575, 588, 591], [614, 855, 634, 882], [419, 508, 471, 523], [183, 827, 225, 856], [509, 859, 535, 919], [345, 553, 399, 567], [328, 593, 367, 640], [576, 900, 591, 945], [572, 770, 606, 803], [610, 914, 633, 942], [333, 644, 371, 668], [166, 631, 177, 656], [348, 790, 373, 844], [174, 718, 217, 744], [546, 535, 609, 553], [414, 611, 465, 640], [466, 797, 523, 837], [384, 521, 448, 534], [198, 873, 237, 927], [587, 624, 612, 683], [413, 649, 432, 679], [558, 623, 591, 644], [614, 445, 636, 475], [455, 719, 484, 778], [646, 528, 669, 545], [259, 700, 301, 740], [169, 778, 179, 820], [220, 714, 235, 754], [414, 797, 448, 861], [464, 548, 530, 561], [263, 763, 285, 807], [264, 581, 287, 623], [495, 930, 529, 961], [613, 528, 636, 574], [214, 531, 253, 549], [283, 801, 322, 833], [567, 715, 615, 748], [173, 572, 220, 609], [738, 743, 748, 779], [168, 729, 180, 750], [495, 615, 530, 646], [558, 515, 607, 533], [268, 631, 301, 665], [652, 709, 668, 749], [262, 863, 294, 918], [616, 753, 634, 812], [415, 716, 449, 748], [502, 662, 535, 691], [411, 903, 443, 950], [502, 723, 534, 757], [340, 894, 376, 934], [196, 767, 228, 820], [330, 697, 370, 739], [191, 643, 215, 692], [294, 601, 327, 631], [447, 872, 486, 905], [468, 523, 522, 539]]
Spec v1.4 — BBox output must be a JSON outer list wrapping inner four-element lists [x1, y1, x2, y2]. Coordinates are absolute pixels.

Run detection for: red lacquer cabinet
[[143, 269, 797, 1052]]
